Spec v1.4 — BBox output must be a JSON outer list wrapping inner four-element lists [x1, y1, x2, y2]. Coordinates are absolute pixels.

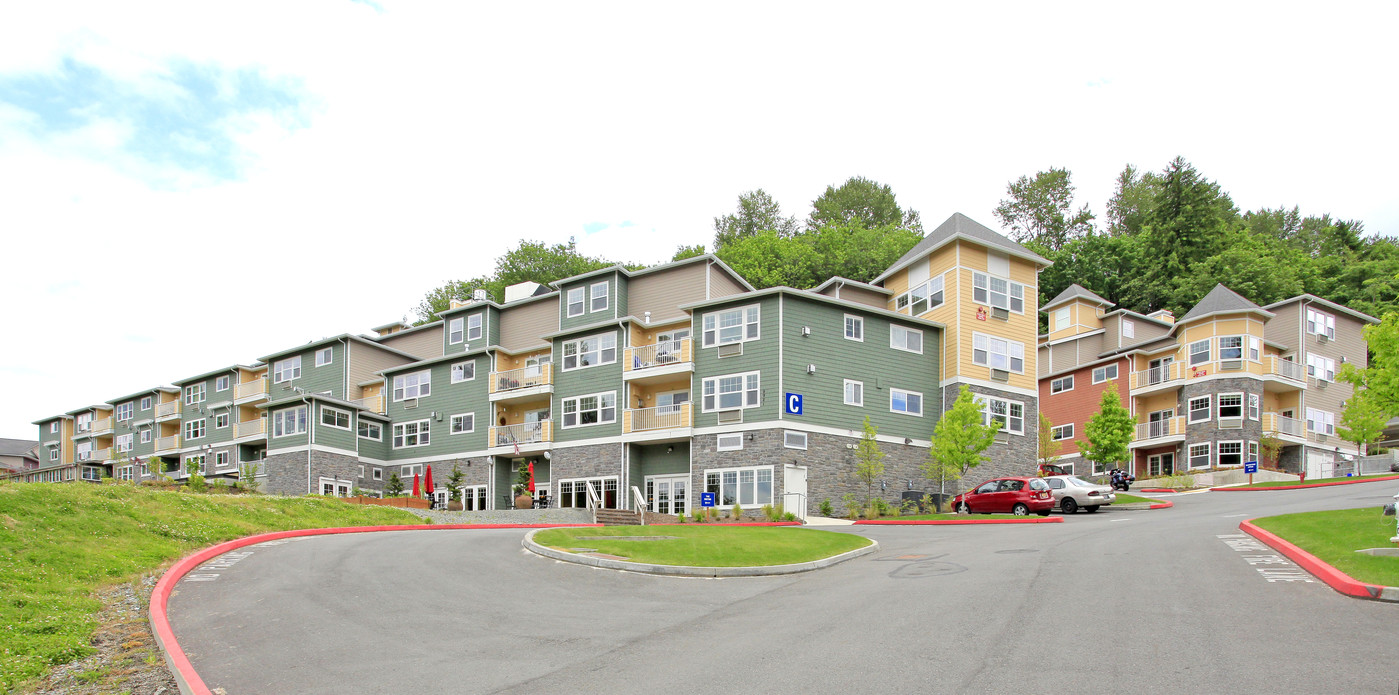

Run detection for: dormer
[[555, 266, 627, 330], [1041, 283, 1112, 341]]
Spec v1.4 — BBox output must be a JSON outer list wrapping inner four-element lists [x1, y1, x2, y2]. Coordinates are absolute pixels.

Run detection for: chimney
[[1148, 309, 1175, 325], [503, 281, 543, 304]]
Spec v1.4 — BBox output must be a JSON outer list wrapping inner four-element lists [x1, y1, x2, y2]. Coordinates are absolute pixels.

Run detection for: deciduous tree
[[993, 167, 1094, 251], [807, 176, 922, 233], [713, 189, 799, 250], [1082, 385, 1134, 473], [852, 416, 885, 508], [925, 386, 1000, 503]]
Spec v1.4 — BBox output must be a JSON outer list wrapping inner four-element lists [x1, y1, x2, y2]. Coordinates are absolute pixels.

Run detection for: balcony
[[78, 447, 111, 462], [624, 339, 693, 383], [1129, 363, 1182, 392], [87, 418, 112, 436], [1132, 416, 1185, 445], [234, 419, 265, 439], [1262, 412, 1305, 439], [349, 395, 384, 413], [235, 379, 269, 401], [155, 401, 180, 420], [489, 421, 552, 451], [623, 403, 692, 434], [1265, 357, 1306, 383], [155, 435, 181, 454], [489, 365, 553, 402]]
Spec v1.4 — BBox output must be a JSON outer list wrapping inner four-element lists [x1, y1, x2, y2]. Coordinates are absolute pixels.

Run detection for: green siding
[[691, 295, 782, 428], [444, 309, 492, 355], [616, 274, 628, 321], [559, 272, 619, 332], [313, 403, 358, 451], [635, 443, 688, 476], [357, 423, 390, 460], [494, 462, 513, 508], [486, 306, 501, 348], [269, 344, 345, 400], [266, 402, 311, 449], [383, 355, 490, 460], [778, 296, 941, 441], [553, 328, 624, 443], [178, 371, 239, 447], [37, 419, 62, 448]]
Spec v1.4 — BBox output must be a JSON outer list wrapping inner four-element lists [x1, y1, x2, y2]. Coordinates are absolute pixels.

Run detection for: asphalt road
[[167, 481, 1399, 695]]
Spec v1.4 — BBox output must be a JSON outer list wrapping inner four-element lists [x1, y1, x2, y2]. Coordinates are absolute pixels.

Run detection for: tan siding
[[1052, 342, 1078, 373], [1132, 318, 1171, 345], [837, 285, 888, 309], [499, 299, 559, 352], [377, 327, 443, 359], [347, 344, 416, 400], [630, 263, 707, 323], [1264, 301, 1302, 350], [707, 264, 747, 298], [1038, 345, 1052, 378], [1332, 310, 1370, 370]]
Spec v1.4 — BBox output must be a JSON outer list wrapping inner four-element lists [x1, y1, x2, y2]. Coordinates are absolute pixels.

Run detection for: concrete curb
[[1212, 474, 1399, 491], [1239, 519, 1399, 603], [522, 529, 878, 577], [853, 517, 1063, 525], [151, 523, 600, 695], [1140, 488, 1177, 493]]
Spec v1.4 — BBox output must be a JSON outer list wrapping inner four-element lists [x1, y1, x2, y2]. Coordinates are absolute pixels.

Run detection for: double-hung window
[[1306, 308, 1336, 339], [315, 347, 333, 367], [273, 356, 301, 383], [702, 372, 760, 411], [140, 428, 152, 444], [979, 396, 1025, 435], [449, 317, 464, 344], [890, 325, 923, 354], [973, 333, 1024, 373], [392, 370, 431, 401], [273, 406, 307, 437], [1306, 408, 1335, 435], [1189, 340, 1210, 366], [1248, 394, 1261, 420], [216, 375, 230, 391], [844, 379, 863, 406], [1218, 394, 1243, 419], [393, 420, 431, 448], [116, 402, 134, 422], [321, 406, 351, 430], [1189, 443, 1211, 469], [562, 332, 617, 370], [973, 272, 1025, 313], [567, 287, 585, 317], [184, 383, 205, 406], [1217, 441, 1243, 467], [139, 396, 152, 411], [450, 413, 475, 434], [1188, 396, 1211, 423], [1307, 354, 1336, 381], [451, 360, 475, 383], [890, 388, 923, 416], [184, 419, 206, 440], [1050, 376, 1073, 394], [590, 281, 608, 312], [844, 315, 863, 341], [562, 392, 616, 428], [116, 434, 133, 453], [215, 412, 230, 429], [467, 314, 483, 341], [703, 305, 760, 347], [1218, 336, 1243, 360], [1053, 308, 1070, 331]]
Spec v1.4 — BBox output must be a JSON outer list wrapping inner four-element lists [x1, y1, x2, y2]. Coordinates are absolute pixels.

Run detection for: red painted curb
[[657, 521, 803, 526], [853, 517, 1064, 525], [1238, 519, 1390, 600], [150, 523, 601, 695], [1140, 488, 1176, 493], [1149, 501, 1174, 509], [1212, 474, 1399, 491]]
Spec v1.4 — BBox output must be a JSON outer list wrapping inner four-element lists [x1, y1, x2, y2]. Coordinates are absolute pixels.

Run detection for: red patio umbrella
[[527, 461, 535, 493], [412, 472, 421, 497], [424, 465, 435, 496]]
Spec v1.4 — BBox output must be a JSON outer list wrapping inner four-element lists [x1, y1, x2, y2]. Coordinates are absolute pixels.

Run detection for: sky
[[3, 1, 1398, 440]]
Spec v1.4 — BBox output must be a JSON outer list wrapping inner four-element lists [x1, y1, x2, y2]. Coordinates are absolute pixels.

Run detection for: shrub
[[187, 475, 207, 493], [900, 499, 919, 516], [782, 512, 797, 521], [870, 498, 891, 518], [819, 498, 834, 517], [677, 513, 686, 524], [760, 504, 775, 521], [842, 493, 861, 520], [920, 493, 938, 514], [208, 479, 228, 494], [731, 503, 743, 521], [691, 508, 705, 523]]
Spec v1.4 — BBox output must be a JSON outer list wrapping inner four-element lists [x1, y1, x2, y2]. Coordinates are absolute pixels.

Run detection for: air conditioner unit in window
[[717, 410, 743, 425], [1218, 417, 1243, 430], [1315, 379, 1328, 389], [991, 307, 1009, 321], [1315, 333, 1329, 344], [717, 344, 743, 359], [1220, 360, 1243, 371], [403, 398, 419, 408], [990, 368, 1010, 383]]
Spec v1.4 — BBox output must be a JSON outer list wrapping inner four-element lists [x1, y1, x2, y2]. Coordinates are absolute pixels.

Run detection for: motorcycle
[[1109, 468, 1135, 492]]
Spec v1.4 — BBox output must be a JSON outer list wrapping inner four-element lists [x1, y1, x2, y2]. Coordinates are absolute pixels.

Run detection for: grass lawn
[[891, 513, 1028, 520], [533, 525, 870, 567], [1252, 508, 1399, 586], [1111, 494, 1162, 505], [0, 482, 422, 692], [1230, 473, 1399, 489]]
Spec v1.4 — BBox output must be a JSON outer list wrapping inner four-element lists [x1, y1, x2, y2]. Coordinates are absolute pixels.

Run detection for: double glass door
[[647, 475, 688, 515]]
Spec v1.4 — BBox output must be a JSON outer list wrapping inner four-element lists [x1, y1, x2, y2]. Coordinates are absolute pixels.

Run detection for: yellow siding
[[630, 319, 690, 347], [928, 244, 957, 277], [1138, 392, 1178, 416], [496, 348, 550, 372], [626, 379, 690, 406], [953, 267, 1037, 390], [884, 269, 909, 305], [961, 245, 989, 272], [494, 399, 550, 426]]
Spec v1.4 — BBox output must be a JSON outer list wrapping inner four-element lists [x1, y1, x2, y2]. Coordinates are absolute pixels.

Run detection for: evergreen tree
[[385, 472, 405, 497]]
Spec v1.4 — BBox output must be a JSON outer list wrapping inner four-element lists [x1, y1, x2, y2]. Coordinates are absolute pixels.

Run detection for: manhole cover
[[995, 549, 1040, 554], [574, 536, 678, 541]]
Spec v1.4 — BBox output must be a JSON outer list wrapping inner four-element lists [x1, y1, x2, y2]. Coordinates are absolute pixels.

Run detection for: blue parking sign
[[1244, 461, 1258, 474], [786, 393, 803, 415], [701, 492, 716, 508]]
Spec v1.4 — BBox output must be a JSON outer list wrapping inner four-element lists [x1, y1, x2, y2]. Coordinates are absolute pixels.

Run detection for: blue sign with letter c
[[786, 393, 803, 415]]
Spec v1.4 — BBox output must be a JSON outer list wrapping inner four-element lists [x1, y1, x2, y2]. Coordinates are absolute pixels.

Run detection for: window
[[656, 390, 689, 414], [116, 434, 133, 453], [215, 412, 230, 429], [1050, 376, 1074, 394], [1307, 354, 1336, 381], [450, 413, 475, 434], [372, 468, 382, 481], [1051, 424, 1073, 441], [49, 422, 58, 434], [449, 317, 464, 344], [1248, 441, 1260, 464], [392, 370, 431, 401], [703, 305, 761, 347], [315, 347, 333, 366], [567, 287, 585, 317], [896, 275, 945, 315], [1092, 364, 1118, 384], [358, 420, 382, 440], [702, 372, 760, 412], [184, 419, 206, 440], [272, 406, 307, 437], [215, 451, 231, 468], [451, 360, 476, 383], [1054, 308, 1070, 331], [184, 383, 205, 406], [590, 281, 609, 312], [400, 464, 423, 478], [140, 396, 151, 411], [321, 406, 351, 430], [1249, 337, 1261, 361], [784, 431, 808, 450], [890, 388, 923, 416], [467, 313, 483, 341], [1248, 394, 1260, 421], [1306, 308, 1336, 339], [890, 325, 923, 354], [1218, 441, 1243, 467], [1218, 336, 1243, 361], [1188, 396, 1211, 423], [972, 271, 1025, 313], [140, 428, 152, 443], [1122, 319, 1135, 339], [49, 448, 59, 461], [1189, 340, 1210, 366], [562, 332, 617, 370], [844, 315, 863, 341], [844, 379, 864, 406], [393, 420, 431, 448], [562, 392, 617, 428], [209, 375, 226, 393], [1189, 443, 1211, 469], [115, 402, 134, 422], [704, 466, 773, 507], [273, 356, 301, 383], [716, 433, 744, 451], [1217, 393, 1243, 419], [1306, 408, 1335, 435], [972, 333, 1025, 373], [979, 396, 1025, 435]]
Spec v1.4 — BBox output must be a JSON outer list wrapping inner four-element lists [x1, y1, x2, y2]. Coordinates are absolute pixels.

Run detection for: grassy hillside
[[0, 482, 421, 692]]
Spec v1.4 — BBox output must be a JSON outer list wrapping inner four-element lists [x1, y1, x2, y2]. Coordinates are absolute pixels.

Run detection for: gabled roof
[[873, 213, 1052, 284], [1042, 283, 1112, 312], [810, 276, 893, 296], [1177, 284, 1272, 324], [1263, 294, 1380, 325], [0, 438, 38, 458]]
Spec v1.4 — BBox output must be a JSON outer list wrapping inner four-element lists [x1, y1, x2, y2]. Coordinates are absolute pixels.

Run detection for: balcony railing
[[1265, 357, 1306, 382], [490, 421, 552, 448], [1262, 413, 1305, 438], [490, 364, 552, 394], [625, 338, 692, 372], [77, 447, 111, 462], [624, 403, 692, 432], [90, 418, 112, 435], [349, 395, 384, 413], [235, 379, 269, 400], [1134, 416, 1185, 442], [155, 435, 180, 452], [156, 401, 180, 419], [1130, 363, 1181, 390], [235, 419, 265, 438]]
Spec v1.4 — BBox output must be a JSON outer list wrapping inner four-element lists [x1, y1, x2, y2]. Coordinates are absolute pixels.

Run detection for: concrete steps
[[594, 508, 643, 526]]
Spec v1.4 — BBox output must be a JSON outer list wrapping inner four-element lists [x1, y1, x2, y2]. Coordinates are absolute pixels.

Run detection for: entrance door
[[783, 464, 807, 519], [523, 409, 548, 442], [524, 355, 551, 386], [1148, 453, 1174, 477], [1149, 356, 1173, 384], [646, 475, 688, 515], [1148, 409, 1172, 438], [463, 485, 488, 511], [319, 479, 351, 497]]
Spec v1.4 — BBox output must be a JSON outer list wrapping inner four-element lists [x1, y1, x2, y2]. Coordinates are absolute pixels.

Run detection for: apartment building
[[1038, 283, 1377, 478], [23, 216, 1050, 514]]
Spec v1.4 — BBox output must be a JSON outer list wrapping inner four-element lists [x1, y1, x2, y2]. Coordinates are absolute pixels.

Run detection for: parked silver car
[[1043, 475, 1115, 513]]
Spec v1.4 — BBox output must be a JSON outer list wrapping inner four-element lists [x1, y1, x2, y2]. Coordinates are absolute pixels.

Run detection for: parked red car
[[951, 477, 1055, 516]]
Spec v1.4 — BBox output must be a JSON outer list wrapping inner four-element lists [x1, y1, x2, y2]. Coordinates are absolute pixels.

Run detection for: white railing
[[631, 485, 648, 522], [78, 447, 111, 462], [235, 419, 265, 438], [349, 395, 384, 413], [626, 338, 692, 371], [156, 435, 180, 452], [156, 401, 180, 418], [625, 403, 691, 432], [1267, 357, 1306, 382], [90, 418, 112, 435], [586, 480, 602, 510], [491, 365, 552, 393], [1134, 416, 1184, 441], [1264, 413, 1305, 437], [1131, 363, 1181, 390], [491, 421, 551, 448], [235, 379, 269, 400]]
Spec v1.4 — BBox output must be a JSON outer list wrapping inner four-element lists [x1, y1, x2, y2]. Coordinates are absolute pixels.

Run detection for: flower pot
[[515, 494, 533, 509], [447, 500, 464, 512]]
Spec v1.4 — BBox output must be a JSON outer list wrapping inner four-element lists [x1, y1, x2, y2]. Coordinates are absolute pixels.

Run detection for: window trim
[[184, 383, 206, 406], [320, 405, 352, 430], [392, 419, 432, 449], [1217, 440, 1244, 468], [566, 287, 585, 317], [1050, 375, 1074, 394], [184, 418, 207, 441], [139, 396, 152, 411], [214, 412, 230, 429], [272, 406, 308, 438], [357, 420, 382, 441], [467, 313, 483, 341], [1051, 423, 1074, 441], [889, 388, 924, 417], [1306, 308, 1336, 339], [1188, 395, 1212, 424], [1053, 307, 1070, 331], [1217, 392, 1244, 420], [1092, 364, 1119, 384], [703, 465, 775, 508], [1121, 319, 1134, 339], [315, 347, 333, 367], [115, 402, 134, 422], [561, 391, 617, 429], [784, 431, 808, 450], [978, 395, 1025, 435], [273, 356, 302, 384], [590, 281, 609, 313], [843, 379, 864, 407], [702, 304, 761, 348], [972, 332, 1025, 374], [215, 375, 230, 392], [1248, 393, 1261, 421], [1188, 340, 1211, 366], [895, 273, 945, 316], [448, 317, 464, 344], [844, 314, 864, 342], [701, 371, 761, 412], [1188, 442, 1211, 469], [561, 332, 618, 371], [451, 360, 476, 384], [450, 412, 476, 435], [391, 370, 432, 402], [890, 325, 924, 355], [972, 271, 1026, 314]]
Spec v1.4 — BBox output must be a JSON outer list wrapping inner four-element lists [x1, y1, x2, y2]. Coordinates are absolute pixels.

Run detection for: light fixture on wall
[[667, 446, 673, 453], [904, 437, 912, 445], [807, 364, 816, 375], [746, 433, 755, 441]]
